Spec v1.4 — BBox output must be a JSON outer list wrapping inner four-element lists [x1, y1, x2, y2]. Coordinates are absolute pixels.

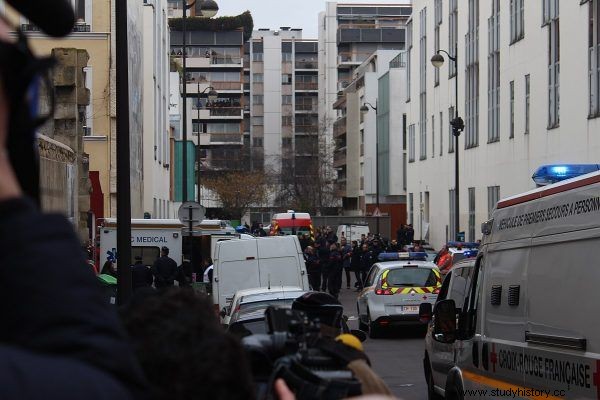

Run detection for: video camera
[[242, 306, 364, 400]]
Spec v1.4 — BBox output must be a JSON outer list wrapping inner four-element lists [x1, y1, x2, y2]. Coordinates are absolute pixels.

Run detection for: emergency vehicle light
[[462, 250, 478, 258], [378, 252, 428, 262], [532, 164, 600, 186]]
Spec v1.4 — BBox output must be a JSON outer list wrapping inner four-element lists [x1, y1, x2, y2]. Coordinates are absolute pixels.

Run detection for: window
[[282, 137, 292, 146], [465, 0, 480, 148], [546, 0, 560, 128], [434, 0, 442, 86], [468, 187, 476, 242], [487, 186, 500, 218], [71, 0, 92, 26], [448, 106, 455, 153], [510, 0, 524, 43], [525, 74, 530, 133], [449, 189, 456, 241], [509, 81, 515, 138], [83, 67, 93, 135], [589, 0, 600, 117], [409, 193, 414, 225], [282, 74, 292, 84], [282, 52, 292, 62], [252, 137, 263, 147], [282, 95, 292, 105], [488, 0, 500, 143], [449, 0, 458, 77], [407, 20, 412, 102], [282, 115, 292, 126], [439, 111, 443, 155], [419, 8, 427, 160], [432, 114, 435, 157], [253, 73, 264, 83], [252, 52, 263, 62], [408, 124, 416, 162], [252, 116, 264, 126], [253, 95, 263, 105]]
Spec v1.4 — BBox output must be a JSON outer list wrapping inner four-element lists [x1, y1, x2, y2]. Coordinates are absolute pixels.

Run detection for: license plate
[[398, 305, 419, 313]]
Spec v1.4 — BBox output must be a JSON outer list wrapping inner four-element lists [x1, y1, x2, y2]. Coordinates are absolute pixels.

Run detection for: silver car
[[357, 255, 442, 339]]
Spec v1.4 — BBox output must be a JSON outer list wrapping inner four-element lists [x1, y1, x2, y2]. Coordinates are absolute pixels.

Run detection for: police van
[[421, 167, 600, 399]]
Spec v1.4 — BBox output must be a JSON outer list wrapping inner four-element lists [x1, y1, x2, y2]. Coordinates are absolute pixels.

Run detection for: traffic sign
[[372, 207, 382, 217], [178, 202, 206, 225]]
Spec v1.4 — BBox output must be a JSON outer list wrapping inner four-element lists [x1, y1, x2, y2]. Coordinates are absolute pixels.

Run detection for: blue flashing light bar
[[462, 250, 478, 258], [532, 164, 600, 187], [378, 252, 428, 262], [447, 241, 479, 248]]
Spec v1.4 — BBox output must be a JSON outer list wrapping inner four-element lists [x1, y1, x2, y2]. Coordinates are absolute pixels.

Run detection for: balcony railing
[[295, 82, 318, 91], [295, 103, 318, 112], [210, 56, 242, 65], [208, 107, 243, 117], [211, 81, 243, 90], [295, 60, 318, 69], [295, 125, 318, 133], [22, 22, 91, 33], [333, 117, 347, 136], [338, 52, 370, 64]]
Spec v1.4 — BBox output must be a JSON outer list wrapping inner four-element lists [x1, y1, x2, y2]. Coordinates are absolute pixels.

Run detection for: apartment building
[[406, 0, 600, 247], [245, 28, 319, 208], [333, 50, 407, 230], [318, 2, 411, 148]]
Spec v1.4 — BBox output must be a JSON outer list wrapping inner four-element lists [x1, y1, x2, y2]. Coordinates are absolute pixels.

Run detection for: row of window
[[407, 186, 500, 242]]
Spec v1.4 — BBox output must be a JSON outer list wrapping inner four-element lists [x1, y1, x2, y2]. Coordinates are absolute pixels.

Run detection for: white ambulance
[[422, 169, 600, 399]]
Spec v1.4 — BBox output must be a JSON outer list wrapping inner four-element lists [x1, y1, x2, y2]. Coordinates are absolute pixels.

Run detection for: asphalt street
[[338, 275, 427, 400]]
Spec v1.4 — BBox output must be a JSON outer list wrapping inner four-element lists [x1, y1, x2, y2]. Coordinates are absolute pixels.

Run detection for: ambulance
[[421, 167, 600, 399], [270, 210, 314, 239]]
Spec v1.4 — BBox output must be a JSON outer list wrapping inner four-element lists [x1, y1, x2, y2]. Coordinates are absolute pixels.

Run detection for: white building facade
[[406, 0, 600, 248], [142, 0, 175, 218]]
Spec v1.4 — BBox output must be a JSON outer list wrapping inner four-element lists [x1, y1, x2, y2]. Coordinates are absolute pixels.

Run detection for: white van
[[337, 224, 370, 243], [421, 171, 600, 399], [212, 235, 310, 311]]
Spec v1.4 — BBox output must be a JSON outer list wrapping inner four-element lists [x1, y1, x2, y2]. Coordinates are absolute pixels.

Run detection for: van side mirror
[[433, 299, 457, 344], [419, 302, 433, 324]]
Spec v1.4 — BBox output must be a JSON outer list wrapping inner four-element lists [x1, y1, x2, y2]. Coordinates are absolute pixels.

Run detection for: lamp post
[[181, 0, 218, 204], [360, 100, 380, 236], [431, 45, 464, 241], [196, 85, 218, 203]]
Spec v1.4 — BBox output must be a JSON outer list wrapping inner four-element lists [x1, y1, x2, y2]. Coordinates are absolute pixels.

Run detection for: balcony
[[22, 22, 91, 33], [333, 148, 346, 168], [295, 82, 318, 91], [194, 107, 243, 120], [295, 60, 318, 70], [295, 103, 318, 113], [334, 182, 347, 198], [185, 81, 243, 93], [198, 133, 243, 146], [209, 55, 243, 67], [333, 117, 347, 137], [295, 125, 319, 134], [337, 52, 370, 66], [337, 27, 405, 44]]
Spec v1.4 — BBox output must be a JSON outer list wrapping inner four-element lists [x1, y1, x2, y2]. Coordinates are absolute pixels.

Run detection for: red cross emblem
[[490, 344, 498, 373], [593, 360, 600, 399]]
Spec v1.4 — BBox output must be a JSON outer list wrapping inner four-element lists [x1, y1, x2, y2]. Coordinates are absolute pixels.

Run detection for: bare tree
[[202, 171, 269, 220]]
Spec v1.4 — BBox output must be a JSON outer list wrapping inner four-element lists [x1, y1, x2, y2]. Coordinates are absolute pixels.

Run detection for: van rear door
[[257, 237, 303, 289], [214, 240, 259, 309]]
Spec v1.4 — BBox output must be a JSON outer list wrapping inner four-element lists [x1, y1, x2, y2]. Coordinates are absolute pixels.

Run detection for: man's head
[[340, 237, 347, 246], [120, 288, 255, 400], [134, 255, 143, 263], [305, 246, 314, 254], [291, 291, 344, 337], [362, 243, 368, 252], [161, 246, 169, 256]]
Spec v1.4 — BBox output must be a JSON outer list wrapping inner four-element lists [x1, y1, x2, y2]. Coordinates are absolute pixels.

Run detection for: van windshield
[[278, 227, 311, 236], [386, 268, 437, 287]]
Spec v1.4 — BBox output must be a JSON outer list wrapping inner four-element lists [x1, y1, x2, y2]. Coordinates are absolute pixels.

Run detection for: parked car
[[221, 286, 306, 326], [421, 259, 475, 399]]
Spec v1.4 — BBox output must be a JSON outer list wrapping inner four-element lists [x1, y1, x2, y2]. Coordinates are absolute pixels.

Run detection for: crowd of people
[[301, 225, 428, 299]]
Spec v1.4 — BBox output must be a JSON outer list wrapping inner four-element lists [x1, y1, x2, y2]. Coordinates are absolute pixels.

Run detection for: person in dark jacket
[[304, 246, 321, 291], [350, 240, 362, 290], [176, 258, 193, 287], [359, 244, 375, 289], [340, 237, 353, 289], [315, 236, 330, 291], [0, 16, 146, 399], [131, 256, 153, 291], [327, 243, 343, 299], [152, 246, 178, 288], [101, 260, 118, 278], [406, 224, 415, 245]]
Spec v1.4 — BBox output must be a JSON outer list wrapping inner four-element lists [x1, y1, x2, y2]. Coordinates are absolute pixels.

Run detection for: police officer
[[151, 246, 178, 288], [131, 255, 153, 292]]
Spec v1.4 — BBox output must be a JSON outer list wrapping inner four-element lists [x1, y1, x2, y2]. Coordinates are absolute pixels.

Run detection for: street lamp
[[431, 45, 464, 241], [196, 85, 218, 203], [181, 0, 219, 204], [360, 101, 380, 236]]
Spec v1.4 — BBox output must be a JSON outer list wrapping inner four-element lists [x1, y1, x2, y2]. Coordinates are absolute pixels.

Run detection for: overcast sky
[[215, 0, 410, 39]]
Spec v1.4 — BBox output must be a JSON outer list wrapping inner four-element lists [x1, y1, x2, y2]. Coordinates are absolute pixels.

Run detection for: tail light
[[433, 288, 440, 294], [375, 288, 394, 295]]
